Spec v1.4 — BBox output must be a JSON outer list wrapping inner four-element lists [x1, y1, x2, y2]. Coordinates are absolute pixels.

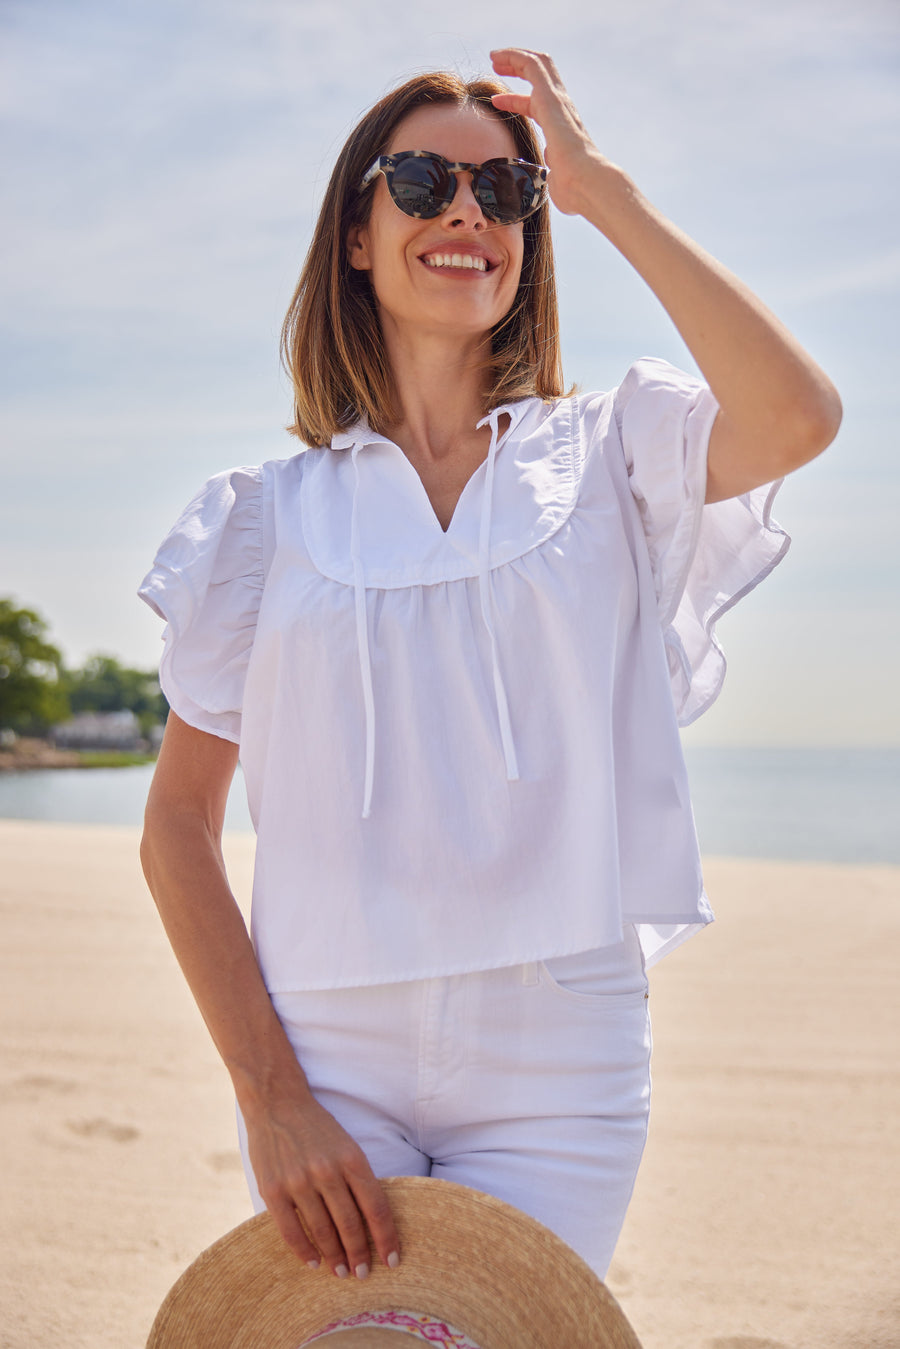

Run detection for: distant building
[[52, 710, 143, 751]]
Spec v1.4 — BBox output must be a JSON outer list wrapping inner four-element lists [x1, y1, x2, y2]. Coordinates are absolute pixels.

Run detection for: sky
[[1, 0, 898, 746]]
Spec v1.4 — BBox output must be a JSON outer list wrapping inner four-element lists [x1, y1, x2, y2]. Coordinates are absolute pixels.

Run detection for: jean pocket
[[539, 946, 649, 1005]]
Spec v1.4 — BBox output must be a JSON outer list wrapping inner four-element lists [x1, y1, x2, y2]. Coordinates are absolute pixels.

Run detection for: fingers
[[257, 1140, 400, 1279], [490, 48, 561, 85], [304, 1171, 372, 1278], [311, 1152, 402, 1278], [263, 1173, 368, 1278], [488, 48, 572, 133], [490, 93, 532, 118], [267, 1191, 325, 1269], [347, 1166, 402, 1272]]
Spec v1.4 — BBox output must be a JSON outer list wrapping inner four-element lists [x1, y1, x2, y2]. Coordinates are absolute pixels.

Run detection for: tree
[[0, 599, 69, 732], [63, 654, 168, 733]]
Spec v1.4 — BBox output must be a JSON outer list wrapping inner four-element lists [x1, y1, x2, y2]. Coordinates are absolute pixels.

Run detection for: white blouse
[[139, 359, 789, 991]]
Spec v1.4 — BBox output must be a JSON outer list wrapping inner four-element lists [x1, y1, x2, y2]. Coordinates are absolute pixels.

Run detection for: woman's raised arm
[[141, 711, 400, 1278], [490, 48, 842, 503]]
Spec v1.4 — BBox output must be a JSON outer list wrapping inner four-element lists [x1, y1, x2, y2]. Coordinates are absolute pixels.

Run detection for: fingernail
[[355, 1262, 369, 1280], [307, 1258, 320, 1271], [335, 1264, 349, 1279], [388, 1250, 400, 1270]]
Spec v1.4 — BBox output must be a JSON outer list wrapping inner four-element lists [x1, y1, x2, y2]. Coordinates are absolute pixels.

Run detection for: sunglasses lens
[[390, 156, 454, 217], [475, 163, 539, 223]]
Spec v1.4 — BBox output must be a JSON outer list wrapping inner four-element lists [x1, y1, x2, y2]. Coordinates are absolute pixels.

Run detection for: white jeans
[[237, 926, 651, 1278]]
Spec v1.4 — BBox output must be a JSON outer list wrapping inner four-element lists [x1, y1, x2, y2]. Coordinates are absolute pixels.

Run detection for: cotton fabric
[[139, 358, 789, 990], [237, 928, 652, 1280]]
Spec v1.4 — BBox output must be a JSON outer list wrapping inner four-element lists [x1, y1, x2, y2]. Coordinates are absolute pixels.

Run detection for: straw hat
[[146, 1176, 642, 1348]]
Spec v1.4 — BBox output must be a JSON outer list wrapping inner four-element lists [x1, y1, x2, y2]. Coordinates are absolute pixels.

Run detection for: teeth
[[424, 253, 487, 271]]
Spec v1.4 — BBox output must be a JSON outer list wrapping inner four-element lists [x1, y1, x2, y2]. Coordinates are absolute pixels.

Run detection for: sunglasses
[[359, 150, 549, 225]]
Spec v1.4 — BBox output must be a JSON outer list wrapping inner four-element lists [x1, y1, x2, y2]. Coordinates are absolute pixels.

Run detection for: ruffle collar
[[301, 395, 581, 589]]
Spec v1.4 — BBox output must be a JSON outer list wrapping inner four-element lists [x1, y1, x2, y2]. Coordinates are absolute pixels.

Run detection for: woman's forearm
[[574, 158, 841, 490], [140, 805, 313, 1113]]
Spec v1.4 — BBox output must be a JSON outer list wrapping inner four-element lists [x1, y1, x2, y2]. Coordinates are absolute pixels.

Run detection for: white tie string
[[350, 444, 376, 819], [477, 409, 520, 782]]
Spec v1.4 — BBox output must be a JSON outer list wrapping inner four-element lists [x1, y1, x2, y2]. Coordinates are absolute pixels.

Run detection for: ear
[[346, 222, 372, 272]]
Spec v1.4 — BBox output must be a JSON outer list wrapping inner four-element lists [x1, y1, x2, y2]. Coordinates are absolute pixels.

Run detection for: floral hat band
[[301, 1308, 481, 1345]]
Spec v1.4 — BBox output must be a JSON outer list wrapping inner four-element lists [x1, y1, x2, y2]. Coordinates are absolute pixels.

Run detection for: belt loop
[[522, 961, 540, 987]]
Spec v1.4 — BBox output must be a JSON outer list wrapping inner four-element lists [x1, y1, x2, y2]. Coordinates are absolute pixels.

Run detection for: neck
[[377, 319, 493, 462]]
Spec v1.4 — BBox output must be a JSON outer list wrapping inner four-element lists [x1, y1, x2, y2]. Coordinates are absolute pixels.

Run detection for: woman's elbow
[[140, 807, 167, 895], [782, 376, 843, 473], [140, 793, 193, 891]]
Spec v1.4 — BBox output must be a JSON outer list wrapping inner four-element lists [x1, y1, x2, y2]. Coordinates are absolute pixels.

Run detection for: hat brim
[[146, 1176, 642, 1348]]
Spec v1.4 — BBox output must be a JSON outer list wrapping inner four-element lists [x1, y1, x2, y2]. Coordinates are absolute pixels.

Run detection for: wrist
[[230, 1040, 314, 1117], [574, 157, 644, 237]]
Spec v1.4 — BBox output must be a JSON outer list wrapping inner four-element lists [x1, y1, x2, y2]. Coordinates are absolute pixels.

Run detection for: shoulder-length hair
[[281, 71, 568, 447]]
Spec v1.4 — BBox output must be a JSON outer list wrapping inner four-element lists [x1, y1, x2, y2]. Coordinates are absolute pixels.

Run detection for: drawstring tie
[[350, 444, 376, 819], [349, 412, 520, 819], [476, 409, 520, 783]]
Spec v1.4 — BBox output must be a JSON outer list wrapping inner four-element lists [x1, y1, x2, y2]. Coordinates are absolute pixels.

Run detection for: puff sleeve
[[138, 466, 264, 743], [615, 358, 790, 725]]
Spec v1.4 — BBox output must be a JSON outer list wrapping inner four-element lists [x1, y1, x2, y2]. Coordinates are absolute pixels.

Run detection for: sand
[[1, 819, 897, 1349]]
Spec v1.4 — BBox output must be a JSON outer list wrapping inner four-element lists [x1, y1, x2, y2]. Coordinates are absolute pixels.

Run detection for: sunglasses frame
[[359, 150, 550, 224]]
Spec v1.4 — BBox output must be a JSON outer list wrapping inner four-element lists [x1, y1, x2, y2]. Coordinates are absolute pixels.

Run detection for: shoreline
[[0, 738, 157, 773], [1, 821, 898, 1348]]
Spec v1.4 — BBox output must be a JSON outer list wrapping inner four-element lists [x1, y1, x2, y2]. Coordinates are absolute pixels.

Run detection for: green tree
[[0, 599, 70, 732], [63, 654, 167, 733]]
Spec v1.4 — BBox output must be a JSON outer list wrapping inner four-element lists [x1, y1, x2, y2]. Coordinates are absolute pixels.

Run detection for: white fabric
[[139, 358, 790, 989], [237, 929, 651, 1281], [137, 465, 264, 744]]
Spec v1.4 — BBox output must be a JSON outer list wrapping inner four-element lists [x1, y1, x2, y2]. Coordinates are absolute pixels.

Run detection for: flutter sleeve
[[138, 466, 264, 743], [615, 357, 790, 724]]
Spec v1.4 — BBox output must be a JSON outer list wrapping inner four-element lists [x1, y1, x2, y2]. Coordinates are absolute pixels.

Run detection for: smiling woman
[[280, 70, 567, 454], [137, 46, 841, 1325]]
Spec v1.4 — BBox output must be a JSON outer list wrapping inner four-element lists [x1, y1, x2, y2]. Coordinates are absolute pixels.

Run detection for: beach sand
[[1, 820, 897, 1349]]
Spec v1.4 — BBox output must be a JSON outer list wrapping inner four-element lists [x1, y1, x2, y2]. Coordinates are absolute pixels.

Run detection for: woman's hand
[[243, 1077, 400, 1279], [490, 48, 605, 217]]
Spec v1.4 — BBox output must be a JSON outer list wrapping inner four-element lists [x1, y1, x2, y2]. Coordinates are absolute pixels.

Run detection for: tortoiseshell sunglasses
[[359, 150, 549, 225]]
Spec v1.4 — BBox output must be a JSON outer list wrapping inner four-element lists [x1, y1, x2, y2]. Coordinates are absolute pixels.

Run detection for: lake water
[[0, 747, 897, 865]]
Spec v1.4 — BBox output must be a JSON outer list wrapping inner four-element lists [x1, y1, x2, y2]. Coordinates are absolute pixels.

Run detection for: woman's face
[[347, 102, 526, 346]]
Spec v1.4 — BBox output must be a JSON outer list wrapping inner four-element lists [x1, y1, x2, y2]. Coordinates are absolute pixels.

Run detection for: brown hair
[[281, 71, 569, 446]]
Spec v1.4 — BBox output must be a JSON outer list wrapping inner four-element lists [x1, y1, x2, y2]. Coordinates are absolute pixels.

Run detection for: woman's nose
[[441, 171, 487, 230]]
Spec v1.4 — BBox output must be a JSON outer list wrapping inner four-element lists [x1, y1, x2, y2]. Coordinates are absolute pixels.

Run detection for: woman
[[139, 48, 840, 1289]]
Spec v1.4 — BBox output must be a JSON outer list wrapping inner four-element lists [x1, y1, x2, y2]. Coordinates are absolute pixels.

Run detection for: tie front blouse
[[139, 359, 789, 991]]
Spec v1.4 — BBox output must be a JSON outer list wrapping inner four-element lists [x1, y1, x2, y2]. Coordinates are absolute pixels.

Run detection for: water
[[0, 748, 897, 865], [0, 763, 254, 833], [684, 746, 899, 865]]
